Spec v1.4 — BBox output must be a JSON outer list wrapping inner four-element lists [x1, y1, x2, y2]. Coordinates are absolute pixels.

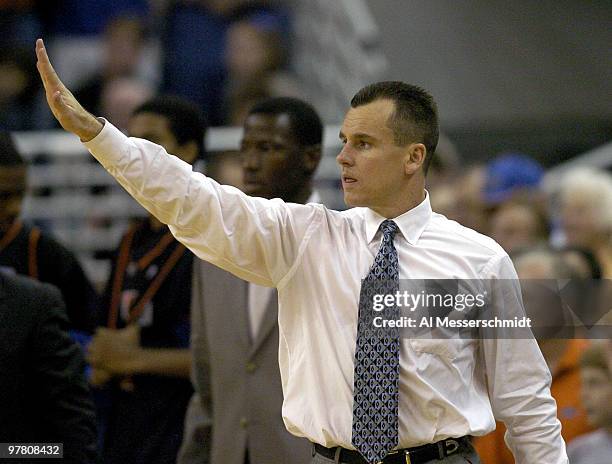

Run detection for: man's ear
[[177, 141, 199, 164], [404, 143, 426, 175], [303, 144, 322, 175]]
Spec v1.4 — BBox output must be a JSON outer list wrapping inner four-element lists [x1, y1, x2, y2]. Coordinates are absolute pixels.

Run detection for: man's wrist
[[123, 348, 146, 374], [78, 115, 104, 142]]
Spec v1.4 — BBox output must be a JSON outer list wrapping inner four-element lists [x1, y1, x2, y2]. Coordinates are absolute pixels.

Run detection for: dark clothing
[[160, 2, 227, 125], [0, 272, 98, 463], [44, 0, 148, 36], [99, 220, 193, 464], [0, 221, 97, 333]]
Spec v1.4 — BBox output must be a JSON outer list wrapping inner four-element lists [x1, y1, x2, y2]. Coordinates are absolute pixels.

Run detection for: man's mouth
[[342, 175, 357, 184], [244, 178, 262, 187]]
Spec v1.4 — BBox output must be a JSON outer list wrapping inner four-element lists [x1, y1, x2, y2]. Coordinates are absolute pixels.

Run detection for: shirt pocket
[[409, 338, 464, 361]]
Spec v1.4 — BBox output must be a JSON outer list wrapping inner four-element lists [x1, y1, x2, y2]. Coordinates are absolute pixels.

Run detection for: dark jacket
[[0, 272, 97, 463]]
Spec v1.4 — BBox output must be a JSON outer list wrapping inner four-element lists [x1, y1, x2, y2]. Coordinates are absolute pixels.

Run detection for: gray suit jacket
[[178, 259, 312, 464]]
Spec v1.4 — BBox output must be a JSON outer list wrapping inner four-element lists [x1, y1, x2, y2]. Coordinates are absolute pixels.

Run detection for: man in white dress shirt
[[36, 39, 568, 464]]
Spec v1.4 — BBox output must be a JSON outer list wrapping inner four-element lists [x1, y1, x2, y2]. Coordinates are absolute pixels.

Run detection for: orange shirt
[[473, 339, 592, 463]]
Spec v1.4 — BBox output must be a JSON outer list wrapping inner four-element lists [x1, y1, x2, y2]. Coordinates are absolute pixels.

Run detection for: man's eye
[[358, 141, 371, 149]]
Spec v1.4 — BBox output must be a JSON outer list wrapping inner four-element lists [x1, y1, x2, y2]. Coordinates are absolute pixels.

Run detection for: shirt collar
[[364, 191, 432, 245]]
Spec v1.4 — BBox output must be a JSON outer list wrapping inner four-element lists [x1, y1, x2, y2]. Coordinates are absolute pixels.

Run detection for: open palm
[[35, 39, 103, 141]]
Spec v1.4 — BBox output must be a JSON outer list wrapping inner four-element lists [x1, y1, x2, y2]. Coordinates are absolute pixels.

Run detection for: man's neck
[[370, 189, 426, 219], [286, 183, 313, 205]]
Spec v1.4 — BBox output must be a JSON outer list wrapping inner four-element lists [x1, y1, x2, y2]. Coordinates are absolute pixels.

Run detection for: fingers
[[124, 324, 141, 339], [35, 38, 103, 139], [35, 38, 63, 90], [90, 368, 112, 387]]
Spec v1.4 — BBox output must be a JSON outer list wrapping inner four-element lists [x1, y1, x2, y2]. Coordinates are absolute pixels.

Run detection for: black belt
[[313, 437, 467, 464]]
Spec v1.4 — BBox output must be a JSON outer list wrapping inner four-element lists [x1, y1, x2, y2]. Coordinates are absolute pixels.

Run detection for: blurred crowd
[[427, 148, 612, 279], [425, 148, 612, 463], [0, 0, 299, 130], [1, 1, 612, 464]]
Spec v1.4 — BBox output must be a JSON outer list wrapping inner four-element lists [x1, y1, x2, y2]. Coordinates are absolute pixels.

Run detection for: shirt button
[[239, 417, 249, 428], [246, 362, 257, 373]]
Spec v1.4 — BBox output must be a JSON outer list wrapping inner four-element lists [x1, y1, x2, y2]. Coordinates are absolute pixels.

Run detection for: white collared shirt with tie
[[85, 121, 568, 464]]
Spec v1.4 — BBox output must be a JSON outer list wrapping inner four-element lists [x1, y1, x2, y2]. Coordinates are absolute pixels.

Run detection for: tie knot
[[379, 219, 399, 240]]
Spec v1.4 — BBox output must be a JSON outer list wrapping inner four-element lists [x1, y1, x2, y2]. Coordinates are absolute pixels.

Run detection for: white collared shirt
[[85, 122, 568, 463], [247, 191, 321, 341], [247, 281, 273, 341]]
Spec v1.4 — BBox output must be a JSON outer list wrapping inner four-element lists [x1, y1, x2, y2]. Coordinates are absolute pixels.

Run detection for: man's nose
[[242, 150, 261, 170], [336, 145, 354, 167]]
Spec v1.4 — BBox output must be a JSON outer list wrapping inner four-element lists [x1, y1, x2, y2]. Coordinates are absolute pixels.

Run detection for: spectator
[[567, 343, 612, 464], [0, 131, 98, 333], [160, 1, 288, 125], [98, 76, 154, 132], [88, 95, 205, 464], [74, 16, 149, 120], [560, 246, 603, 280], [559, 167, 612, 277], [473, 247, 593, 463], [0, 46, 46, 130], [490, 199, 550, 254], [160, 1, 232, 125], [223, 8, 299, 124], [482, 152, 544, 206], [45, 0, 149, 37], [225, 79, 273, 126], [425, 133, 461, 190], [453, 165, 488, 233], [514, 247, 576, 338], [0, 1, 42, 48], [0, 271, 97, 463]]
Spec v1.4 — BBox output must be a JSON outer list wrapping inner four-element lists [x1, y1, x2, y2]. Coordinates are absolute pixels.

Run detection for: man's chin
[[244, 187, 270, 198], [244, 186, 261, 196], [343, 193, 365, 208]]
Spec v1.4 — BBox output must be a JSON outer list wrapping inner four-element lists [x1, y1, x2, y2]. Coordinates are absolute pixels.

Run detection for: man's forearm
[[127, 348, 192, 378]]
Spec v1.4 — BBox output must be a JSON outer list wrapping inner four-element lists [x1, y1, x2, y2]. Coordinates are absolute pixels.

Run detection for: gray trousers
[[310, 442, 481, 464]]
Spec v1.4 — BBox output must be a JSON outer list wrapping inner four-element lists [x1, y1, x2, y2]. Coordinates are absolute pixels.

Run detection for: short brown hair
[[351, 81, 439, 173]]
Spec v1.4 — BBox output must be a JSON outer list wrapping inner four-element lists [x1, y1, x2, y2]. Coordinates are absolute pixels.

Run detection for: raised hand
[[35, 38, 103, 141]]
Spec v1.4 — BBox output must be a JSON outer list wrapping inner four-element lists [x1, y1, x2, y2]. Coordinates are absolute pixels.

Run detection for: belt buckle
[[436, 438, 460, 459], [446, 439, 460, 455]]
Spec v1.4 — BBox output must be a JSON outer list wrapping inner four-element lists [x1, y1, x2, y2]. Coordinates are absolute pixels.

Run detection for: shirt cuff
[[82, 118, 130, 169]]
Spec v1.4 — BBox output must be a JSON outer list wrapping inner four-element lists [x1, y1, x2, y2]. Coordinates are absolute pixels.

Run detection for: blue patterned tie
[[351, 219, 400, 464]]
